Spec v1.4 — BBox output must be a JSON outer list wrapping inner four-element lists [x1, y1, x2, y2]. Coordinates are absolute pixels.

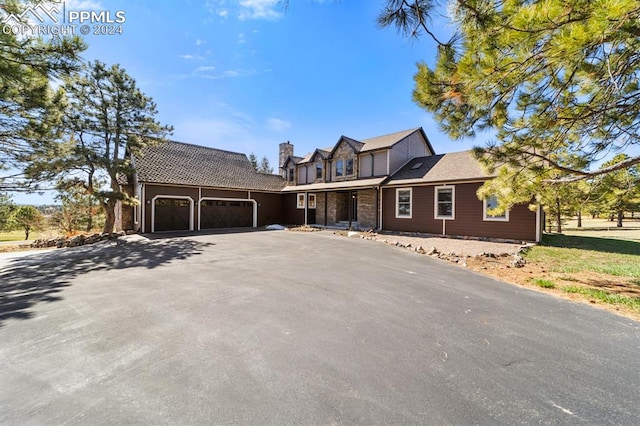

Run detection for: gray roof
[[135, 141, 286, 192], [387, 151, 493, 185], [360, 128, 432, 153]]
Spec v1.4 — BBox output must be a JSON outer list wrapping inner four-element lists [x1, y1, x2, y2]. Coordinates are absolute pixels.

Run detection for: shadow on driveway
[[0, 237, 213, 327]]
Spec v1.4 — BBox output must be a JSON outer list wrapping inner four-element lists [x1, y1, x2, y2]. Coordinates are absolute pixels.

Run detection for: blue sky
[[15, 0, 478, 204]]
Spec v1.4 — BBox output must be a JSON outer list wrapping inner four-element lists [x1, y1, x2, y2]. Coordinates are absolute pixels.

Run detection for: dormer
[[281, 155, 301, 185], [328, 136, 363, 182]]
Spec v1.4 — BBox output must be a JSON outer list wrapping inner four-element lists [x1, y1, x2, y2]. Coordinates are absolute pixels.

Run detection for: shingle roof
[[135, 141, 286, 192], [387, 151, 493, 185], [360, 128, 425, 152]]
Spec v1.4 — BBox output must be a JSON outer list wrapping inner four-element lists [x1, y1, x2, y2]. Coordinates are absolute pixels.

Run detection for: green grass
[[0, 229, 59, 242], [562, 286, 640, 311], [524, 234, 640, 279], [532, 278, 556, 288], [0, 230, 29, 242]]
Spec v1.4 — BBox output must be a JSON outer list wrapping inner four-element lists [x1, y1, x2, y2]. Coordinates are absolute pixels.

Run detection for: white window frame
[[308, 194, 317, 209], [483, 196, 509, 222], [297, 193, 306, 209], [434, 186, 455, 220], [395, 188, 412, 219], [316, 161, 323, 179]]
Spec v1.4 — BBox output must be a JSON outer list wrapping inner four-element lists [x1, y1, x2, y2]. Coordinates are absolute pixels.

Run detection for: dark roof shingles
[[388, 151, 492, 183], [135, 141, 286, 192]]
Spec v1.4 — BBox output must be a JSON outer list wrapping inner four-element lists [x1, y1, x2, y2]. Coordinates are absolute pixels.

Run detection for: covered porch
[[283, 178, 384, 230]]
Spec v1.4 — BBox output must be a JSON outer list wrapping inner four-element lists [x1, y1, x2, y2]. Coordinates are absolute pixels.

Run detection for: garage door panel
[[154, 198, 191, 232], [200, 200, 253, 229]]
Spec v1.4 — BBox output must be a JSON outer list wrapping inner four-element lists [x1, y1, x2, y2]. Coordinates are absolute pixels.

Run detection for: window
[[336, 159, 344, 177], [346, 158, 354, 176], [288, 168, 295, 182], [308, 194, 317, 209], [316, 161, 322, 179], [396, 188, 412, 218], [483, 196, 509, 221], [297, 193, 306, 209], [435, 186, 455, 219]]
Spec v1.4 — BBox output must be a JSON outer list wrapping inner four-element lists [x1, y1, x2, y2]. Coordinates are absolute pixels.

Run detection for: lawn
[[0, 229, 61, 243], [468, 220, 640, 320], [0, 230, 31, 242], [526, 234, 640, 279], [520, 232, 640, 319]]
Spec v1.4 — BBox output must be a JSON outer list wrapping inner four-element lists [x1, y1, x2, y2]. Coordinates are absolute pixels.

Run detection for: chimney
[[279, 141, 294, 169]]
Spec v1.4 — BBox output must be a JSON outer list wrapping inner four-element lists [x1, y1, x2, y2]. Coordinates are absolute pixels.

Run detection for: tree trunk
[[24, 226, 30, 240], [617, 210, 623, 227], [577, 210, 582, 228], [86, 205, 93, 232], [555, 197, 562, 234], [102, 200, 116, 234]]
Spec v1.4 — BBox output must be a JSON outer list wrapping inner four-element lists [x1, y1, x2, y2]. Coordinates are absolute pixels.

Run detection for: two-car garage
[[148, 191, 257, 233]]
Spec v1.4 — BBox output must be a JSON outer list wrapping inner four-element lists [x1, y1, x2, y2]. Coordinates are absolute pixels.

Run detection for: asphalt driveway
[[0, 230, 638, 424]]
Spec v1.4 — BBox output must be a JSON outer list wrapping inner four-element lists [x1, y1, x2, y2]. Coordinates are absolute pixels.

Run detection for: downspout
[[141, 183, 146, 233], [378, 187, 383, 231], [348, 191, 353, 229], [304, 192, 308, 225], [375, 186, 379, 230], [198, 187, 202, 231]]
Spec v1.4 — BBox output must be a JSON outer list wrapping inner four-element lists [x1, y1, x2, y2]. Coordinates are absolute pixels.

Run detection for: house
[[121, 127, 542, 242]]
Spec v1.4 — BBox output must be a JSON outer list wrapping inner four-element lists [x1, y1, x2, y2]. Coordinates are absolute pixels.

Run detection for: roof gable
[[282, 155, 303, 168], [329, 136, 364, 157], [360, 127, 435, 154]]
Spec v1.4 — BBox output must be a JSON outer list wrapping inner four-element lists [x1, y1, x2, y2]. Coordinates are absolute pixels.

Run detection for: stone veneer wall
[[326, 192, 337, 224], [315, 193, 326, 225], [357, 189, 377, 229], [332, 141, 358, 181]]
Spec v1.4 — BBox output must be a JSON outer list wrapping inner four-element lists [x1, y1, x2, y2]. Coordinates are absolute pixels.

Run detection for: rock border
[[30, 231, 130, 249]]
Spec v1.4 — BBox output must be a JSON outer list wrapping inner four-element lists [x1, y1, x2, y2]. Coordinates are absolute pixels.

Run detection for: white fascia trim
[[199, 197, 258, 229], [395, 187, 413, 219], [434, 185, 455, 220], [151, 195, 195, 233]]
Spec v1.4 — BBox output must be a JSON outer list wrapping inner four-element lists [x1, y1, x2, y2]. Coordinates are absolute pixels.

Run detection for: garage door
[[200, 200, 253, 229], [154, 198, 191, 232]]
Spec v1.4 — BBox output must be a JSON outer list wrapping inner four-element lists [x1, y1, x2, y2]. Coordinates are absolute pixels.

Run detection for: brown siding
[[281, 193, 305, 225], [252, 192, 285, 226], [383, 183, 537, 241], [201, 188, 248, 199]]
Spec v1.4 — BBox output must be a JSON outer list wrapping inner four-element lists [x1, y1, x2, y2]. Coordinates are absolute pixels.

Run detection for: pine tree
[[248, 153, 259, 171], [26, 61, 173, 234], [258, 156, 273, 174], [0, 0, 85, 191], [379, 0, 640, 180]]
